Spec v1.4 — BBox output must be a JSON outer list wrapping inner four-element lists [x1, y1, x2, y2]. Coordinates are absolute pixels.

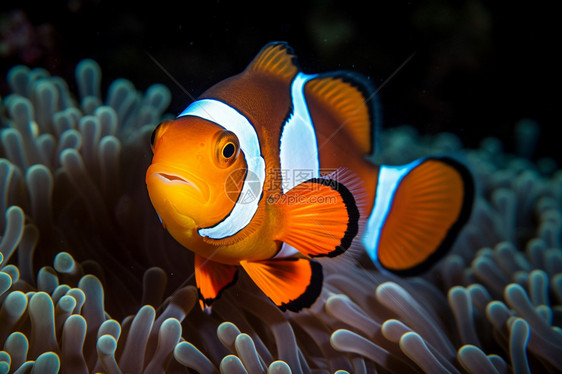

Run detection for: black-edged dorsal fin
[[246, 42, 299, 82], [305, 73, 378, 155]]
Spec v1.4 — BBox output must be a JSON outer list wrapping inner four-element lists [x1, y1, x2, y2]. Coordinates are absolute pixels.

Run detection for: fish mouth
[[147, 164, 210, 203], [157, 172, 196, 185]]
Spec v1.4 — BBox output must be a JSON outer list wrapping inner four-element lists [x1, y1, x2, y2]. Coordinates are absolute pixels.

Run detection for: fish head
[[146, 116, 247, 251]]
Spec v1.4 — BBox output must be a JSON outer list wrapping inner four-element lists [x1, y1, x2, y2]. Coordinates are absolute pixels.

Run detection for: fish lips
[[146, 163, 211, 204]]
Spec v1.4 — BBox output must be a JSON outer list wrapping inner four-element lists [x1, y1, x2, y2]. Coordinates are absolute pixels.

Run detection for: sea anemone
[[1, 59, 561, 373]]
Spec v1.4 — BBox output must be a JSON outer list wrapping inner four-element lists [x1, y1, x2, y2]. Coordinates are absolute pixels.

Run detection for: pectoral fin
[[273, 171, 361, 258]]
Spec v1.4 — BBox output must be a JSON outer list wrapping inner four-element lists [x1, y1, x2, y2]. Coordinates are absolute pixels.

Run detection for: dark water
[[1, 0, 558, 163]]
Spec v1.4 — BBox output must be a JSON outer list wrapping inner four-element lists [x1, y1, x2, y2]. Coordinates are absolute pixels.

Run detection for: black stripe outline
[[279, 259, 323, 312], [300, 177, 360, 258], [197, 268, 239, 307]]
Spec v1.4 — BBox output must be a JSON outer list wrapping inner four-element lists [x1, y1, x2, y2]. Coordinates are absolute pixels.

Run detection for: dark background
[[1, 0, 559, 163]]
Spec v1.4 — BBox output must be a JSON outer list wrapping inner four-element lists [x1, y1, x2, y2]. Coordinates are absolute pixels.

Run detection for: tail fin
[[363, 157, 474, 274]]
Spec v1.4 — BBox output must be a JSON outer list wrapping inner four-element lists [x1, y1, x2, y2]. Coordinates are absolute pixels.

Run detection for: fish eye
[[222, 142, 236, 159], [215, 131, 240, 168]]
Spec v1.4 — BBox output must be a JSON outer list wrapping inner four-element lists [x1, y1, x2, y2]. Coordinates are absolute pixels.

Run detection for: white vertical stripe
[[276, 72, 319, 258], [178, 99, 266, 239], [279, 72, 319, 193], [362, 159, 424, 263]]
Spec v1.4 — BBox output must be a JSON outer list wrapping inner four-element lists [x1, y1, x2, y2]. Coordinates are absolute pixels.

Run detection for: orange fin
[[305, 73, 377, 155], [240, 258, 323, 312], [195, 255, 238, 310], [245, 42, 299, 82], [273, 169, 361, 258], [365, 157, 474, 274]]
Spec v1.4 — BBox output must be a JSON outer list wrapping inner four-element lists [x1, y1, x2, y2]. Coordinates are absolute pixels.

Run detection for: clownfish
[[146, 42, 474, 312]]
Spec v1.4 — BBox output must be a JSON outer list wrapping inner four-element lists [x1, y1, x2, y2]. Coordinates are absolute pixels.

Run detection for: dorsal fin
[[306, 73, 376, 155], [246, 42, 299, 81]]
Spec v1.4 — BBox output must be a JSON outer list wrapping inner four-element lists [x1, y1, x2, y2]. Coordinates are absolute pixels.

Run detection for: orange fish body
[[146, 43, 474, 312]]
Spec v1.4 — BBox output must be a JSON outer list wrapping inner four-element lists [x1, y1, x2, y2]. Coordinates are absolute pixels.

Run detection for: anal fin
[[240, 258, 323, 312], [195, 254, 238, 310]]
